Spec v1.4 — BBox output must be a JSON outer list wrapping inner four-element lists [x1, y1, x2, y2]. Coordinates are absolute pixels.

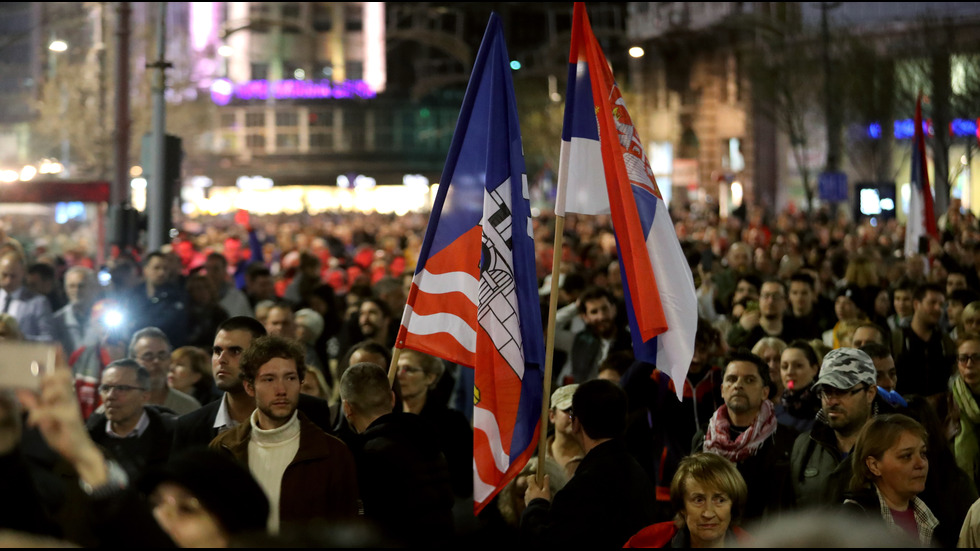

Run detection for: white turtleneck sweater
[[248, 409, 301, 534]]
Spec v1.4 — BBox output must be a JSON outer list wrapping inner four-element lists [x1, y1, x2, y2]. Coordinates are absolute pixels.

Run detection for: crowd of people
[[1, 195, 980, 547]]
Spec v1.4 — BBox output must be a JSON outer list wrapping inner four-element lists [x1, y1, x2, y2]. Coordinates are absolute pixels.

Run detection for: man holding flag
[[394, 13, 544, 514], [521, 3, 690, 545]]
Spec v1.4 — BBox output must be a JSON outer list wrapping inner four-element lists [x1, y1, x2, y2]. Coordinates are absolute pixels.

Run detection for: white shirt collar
[[214, 393, 241, 433], [105, 409, 150, 438]]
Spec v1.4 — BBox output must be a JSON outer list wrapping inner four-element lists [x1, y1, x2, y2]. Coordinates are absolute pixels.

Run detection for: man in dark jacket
[[210, 335, 358, 533], [124, 251, 188, 348], [692, 351, 797, 522], [86, 359, 176, 482], [566, 287, 632, 383], [339, 362, 454, 545], [522, 379, 658, 547], [790, 348, 879, 509], [171, 316, 332, 457]]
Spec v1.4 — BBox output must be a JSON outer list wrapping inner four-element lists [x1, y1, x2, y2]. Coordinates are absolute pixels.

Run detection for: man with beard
[[170, 316, 333, 456], [52, 266, 101, 356], [692, 352, 797, 522], [892, 283, 955, 398], [727, 279, 804, 350], [568, 287, 631, 383], [789, 348, 880, 508], [358, 297, 393, 348], [210, 335, 358, 533]]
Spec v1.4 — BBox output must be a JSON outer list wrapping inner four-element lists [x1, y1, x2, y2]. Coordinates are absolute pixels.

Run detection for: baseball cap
[[813, 348, 876, 391], [551, 384, 578, 410]]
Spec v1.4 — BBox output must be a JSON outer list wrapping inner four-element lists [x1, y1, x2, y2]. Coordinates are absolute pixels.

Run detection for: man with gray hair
[[789, 347, 882, 508], [129, 327, 200, 415], [340, 362, 454, 545], [52, 266, 101, 355], [85, 358, 177, 481]]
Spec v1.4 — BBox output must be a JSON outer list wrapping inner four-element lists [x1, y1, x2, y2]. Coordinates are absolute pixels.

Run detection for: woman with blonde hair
[[843, 414, 938, 546], [625, 453, 750, 547], [752, 337, 786, 401], [168, 346, 220, 405]]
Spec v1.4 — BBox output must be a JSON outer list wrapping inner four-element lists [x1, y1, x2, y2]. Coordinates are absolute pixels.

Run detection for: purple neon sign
[[210, 78, 377, 105]]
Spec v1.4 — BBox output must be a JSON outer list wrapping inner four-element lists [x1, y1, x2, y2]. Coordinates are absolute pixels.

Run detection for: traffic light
[[140, 133, 183, 206]]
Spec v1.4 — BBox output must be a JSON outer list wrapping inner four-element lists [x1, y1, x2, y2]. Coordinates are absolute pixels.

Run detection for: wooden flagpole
[[536, 214, 565, 485], [388, 347, 402, 387]]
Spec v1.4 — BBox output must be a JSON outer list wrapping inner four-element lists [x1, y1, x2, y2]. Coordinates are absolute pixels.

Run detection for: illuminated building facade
[[627, 2, 980, 217]]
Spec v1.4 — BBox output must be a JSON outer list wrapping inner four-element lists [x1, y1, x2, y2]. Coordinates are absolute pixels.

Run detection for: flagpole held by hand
[[537, 215, 565, 487], [388, 347, 402, 387]]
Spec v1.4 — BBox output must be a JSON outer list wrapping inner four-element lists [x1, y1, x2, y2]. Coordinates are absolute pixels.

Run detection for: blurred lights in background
[[0, 159, 64, 183], [174, 182, 435, 217]]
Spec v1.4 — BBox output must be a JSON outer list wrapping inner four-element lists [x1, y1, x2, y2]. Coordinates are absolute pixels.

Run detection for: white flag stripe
[[646, 210, 697, 389], [472, 458, 497, 504], [556, 137, 610, 216], [402, 305, 478, 353], [905, 188, 924, 258], [415, 269, 480, 303], [473, 406, 511, 474]]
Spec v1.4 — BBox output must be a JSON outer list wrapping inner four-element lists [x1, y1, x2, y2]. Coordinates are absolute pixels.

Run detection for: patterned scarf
[[704, 399, 778, 462], [952, 374, 980, 486]]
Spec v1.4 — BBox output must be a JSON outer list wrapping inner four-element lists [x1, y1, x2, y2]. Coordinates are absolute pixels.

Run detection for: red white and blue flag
[[396, 13, 544, 514], [904, 94, 938, 257], [556, 2, 696, 399]]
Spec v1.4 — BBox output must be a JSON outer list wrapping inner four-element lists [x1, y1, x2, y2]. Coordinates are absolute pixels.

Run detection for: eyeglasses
[[98, 384, 145, 395], [398, 365, 424, 375], [818, 385, 869, 400], [958, 353, 980, 365], [139, 352, 170, 363]]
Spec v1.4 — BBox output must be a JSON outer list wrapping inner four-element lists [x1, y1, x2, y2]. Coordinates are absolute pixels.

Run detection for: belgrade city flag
[[556, 2, 696, 399], [395, 13, 544, 514], [904, 94, 938, 257]]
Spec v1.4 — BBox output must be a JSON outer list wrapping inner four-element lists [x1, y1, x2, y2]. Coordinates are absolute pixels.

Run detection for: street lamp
[[48, 38, 70, 177], [629, 46, 645, 58]]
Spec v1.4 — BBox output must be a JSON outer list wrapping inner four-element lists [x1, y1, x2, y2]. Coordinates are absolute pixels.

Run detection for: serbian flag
[[396, 13, 544, 514], [556, 2, 696, 400], [904, 94, 938, 257]]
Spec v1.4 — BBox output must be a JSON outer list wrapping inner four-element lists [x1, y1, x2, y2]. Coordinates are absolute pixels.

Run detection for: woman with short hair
[[625, 453, 749, 547], [843, 414, 938, 546]]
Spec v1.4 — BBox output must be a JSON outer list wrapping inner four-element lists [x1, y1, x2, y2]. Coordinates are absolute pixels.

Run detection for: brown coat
[[210, 411, 359, 526]]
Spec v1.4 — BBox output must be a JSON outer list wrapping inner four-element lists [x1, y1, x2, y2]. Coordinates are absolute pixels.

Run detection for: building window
[[281, 3, 300, 19], [245, 112, 265, 127], [312, 5, 332, 32], [309, 133, 333, 149], [276, 133, 299, 149], [345, 5, 363, 32], [309, 110, 334, 127], [220, 113, 237, 128], [346, 61, 363, 81], [245, 134, 266, 149], [275, 111, 298, 127]]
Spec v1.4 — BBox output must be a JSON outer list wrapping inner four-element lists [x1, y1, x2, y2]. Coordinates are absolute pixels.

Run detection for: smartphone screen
[[0, 342, 58, 391]]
